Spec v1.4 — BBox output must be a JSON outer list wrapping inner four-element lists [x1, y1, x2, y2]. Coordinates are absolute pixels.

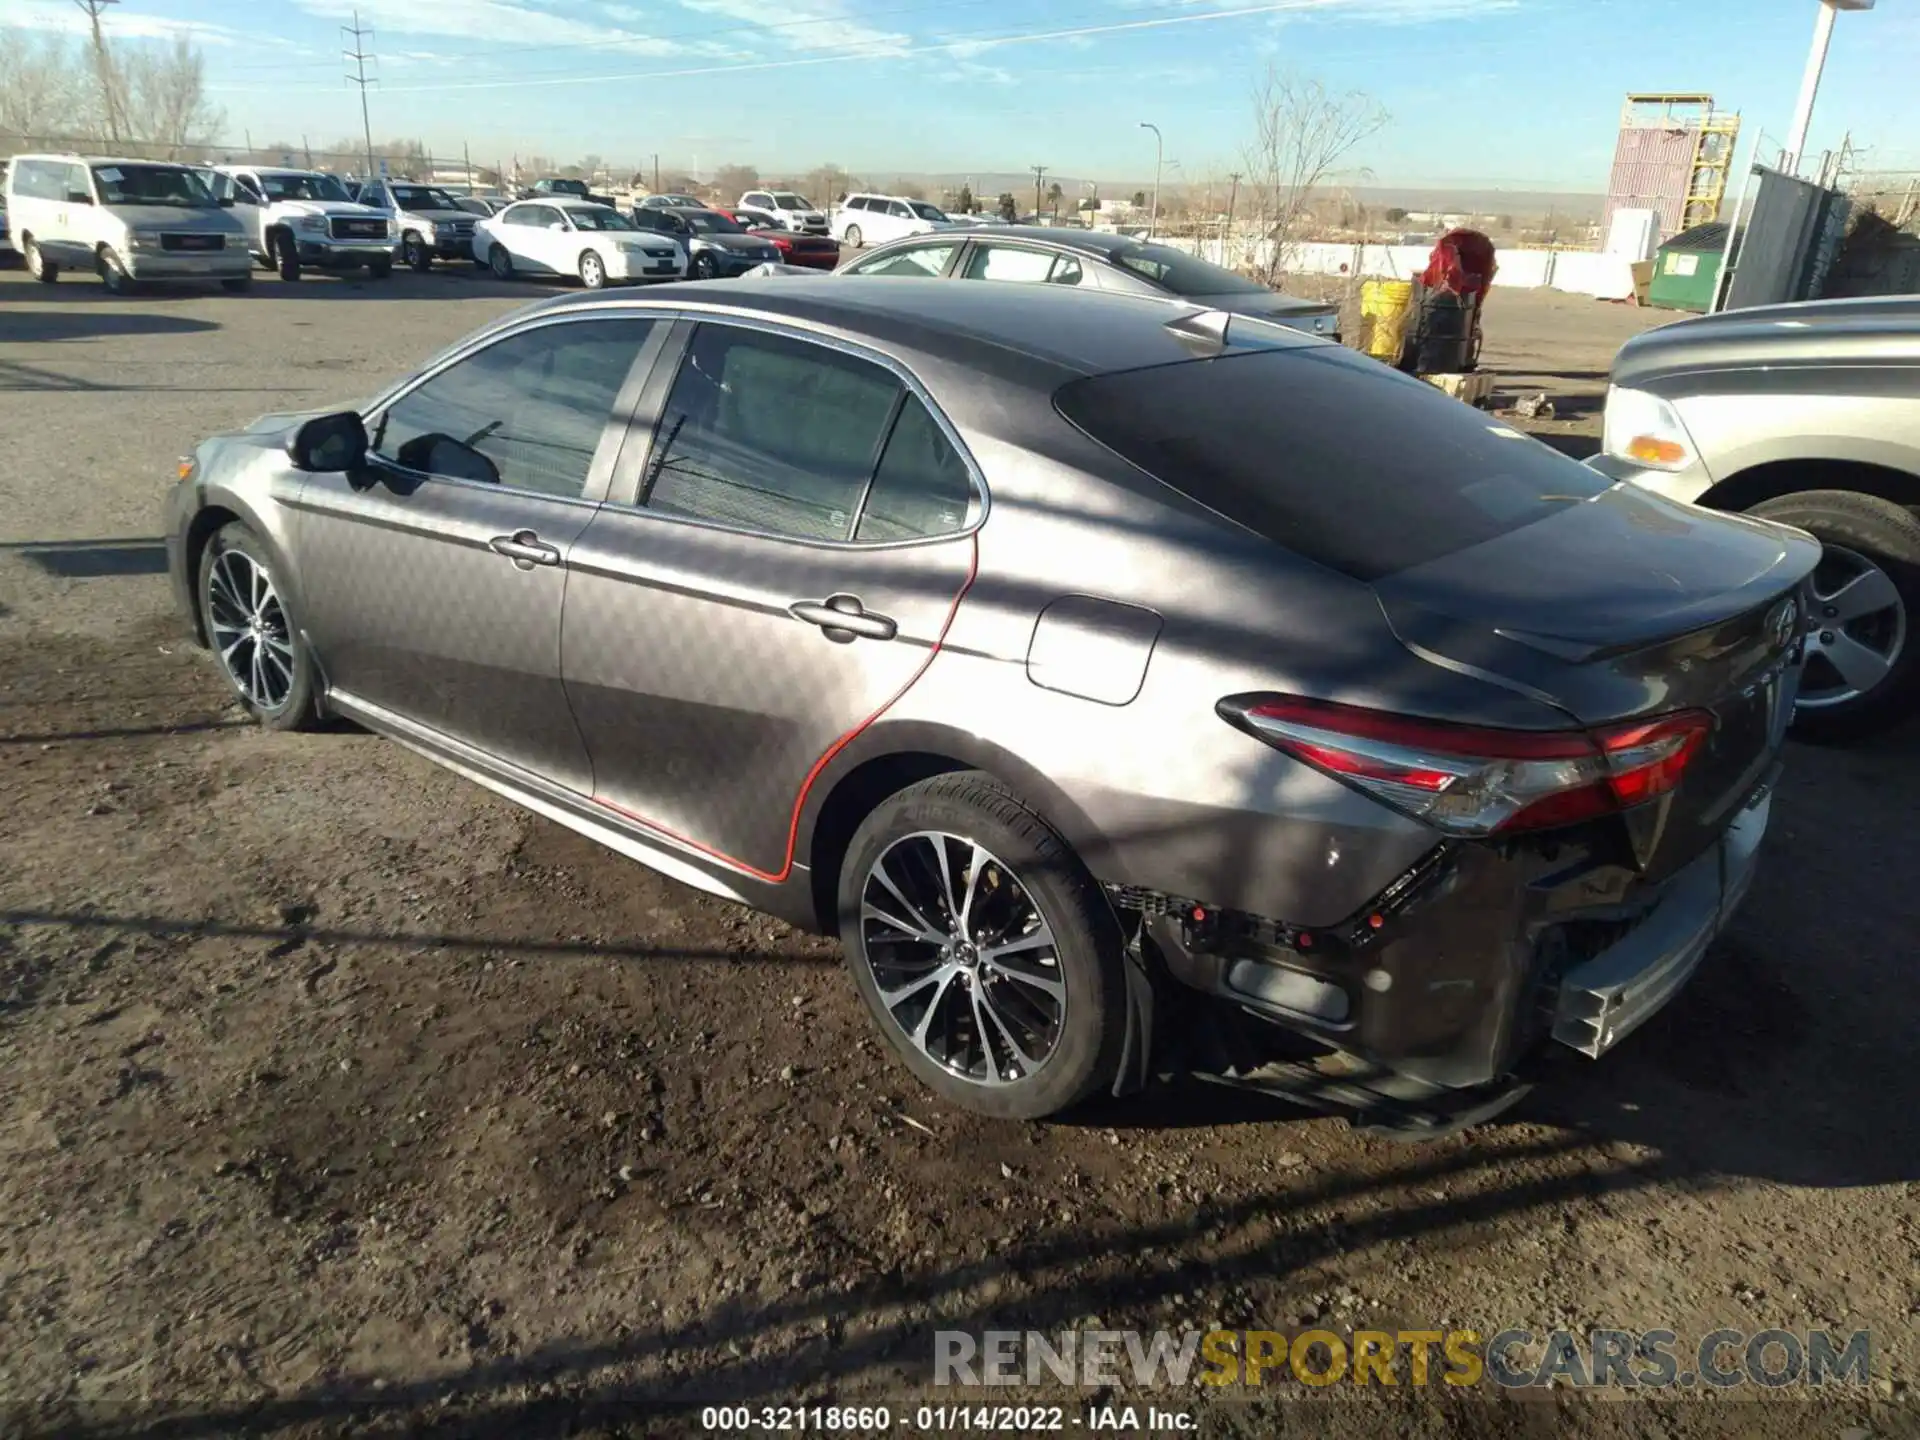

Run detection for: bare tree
[[118, 36, 221, 157], [0, 29, 86, 143], [713, 163, 759, 200], [1242, 67, 1388, 285]]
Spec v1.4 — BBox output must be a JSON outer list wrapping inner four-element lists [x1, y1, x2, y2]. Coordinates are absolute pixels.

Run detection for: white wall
[[1159, 236, 1638, 301]]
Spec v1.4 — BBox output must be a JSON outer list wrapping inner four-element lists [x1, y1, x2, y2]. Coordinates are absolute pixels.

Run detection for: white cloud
[[291, 0, 685, 54], [0, 4, 256, 47], [670, 0, 911, 57]]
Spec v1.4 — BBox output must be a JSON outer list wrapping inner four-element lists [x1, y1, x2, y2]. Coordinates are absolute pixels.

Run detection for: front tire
[[404, 232, 431, 272], [1751, 490, 1920, 741], [691, 249, 718, 280], [98, 247, 133, 294], [274, 233, 301, 282], [579, 249, 607, 289], [838, 772, 1128, 1120], [843, 223, 863, 249], [197, 522, 319, 732], [25, 238, 59, 282], [488, 244, 514, 280]]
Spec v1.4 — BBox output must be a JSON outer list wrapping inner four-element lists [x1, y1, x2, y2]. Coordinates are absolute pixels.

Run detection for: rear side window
[[855, 396, 974, 542], [644, 325, 904, 541], [1054, 348, 1611, 582]]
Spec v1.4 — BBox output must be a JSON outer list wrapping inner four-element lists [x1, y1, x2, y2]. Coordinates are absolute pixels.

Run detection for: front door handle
[[489, 530, 560, 569], [789, 594, 898, 643]]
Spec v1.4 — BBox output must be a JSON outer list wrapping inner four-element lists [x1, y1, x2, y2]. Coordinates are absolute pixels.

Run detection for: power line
[[342, 9, 377, 182]]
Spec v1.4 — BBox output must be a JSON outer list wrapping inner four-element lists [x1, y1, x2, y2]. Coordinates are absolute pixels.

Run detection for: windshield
[[568, 207, 633, 231], [910, 202, 949, 222], [91, 164, 216, 207], [683, 211, 743, 235], [390, 185, 460, 211], [1111, 242, 1268, 296], [772, 193, 812, 210], [260, 172, 353, 203], [544, 179, 589, 195]]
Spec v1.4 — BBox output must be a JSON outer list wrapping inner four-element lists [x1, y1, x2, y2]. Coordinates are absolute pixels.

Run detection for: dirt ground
[[1, 265, 1916, 1439]]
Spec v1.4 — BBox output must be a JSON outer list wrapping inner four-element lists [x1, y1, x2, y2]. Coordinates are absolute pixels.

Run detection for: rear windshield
[[1107, 242, 1269, 296], [1054, 348, 1610, 581]]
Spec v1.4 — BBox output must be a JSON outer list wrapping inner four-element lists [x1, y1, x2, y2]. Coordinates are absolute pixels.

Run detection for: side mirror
[[65, 191, 93, 205], [218, 197, 236, 208], [548, 221, 567, 231], [287, 411, 368, 473]]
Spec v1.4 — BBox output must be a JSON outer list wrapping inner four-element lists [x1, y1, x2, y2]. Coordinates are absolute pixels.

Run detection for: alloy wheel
[[858, 831, 1067, 1087], [1798, 543, 1907, 710], [205, 547, 296, 712]]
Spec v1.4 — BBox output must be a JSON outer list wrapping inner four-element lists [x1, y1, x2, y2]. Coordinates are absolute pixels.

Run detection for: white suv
[[831, 193, 955, 249], [207, 166, 394, 281], [737, 189, 828, 235]]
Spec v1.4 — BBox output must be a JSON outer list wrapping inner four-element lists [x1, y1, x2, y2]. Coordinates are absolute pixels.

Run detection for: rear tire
[[196, 522, 320, 733], [1750, 489, 1920, 742], [25, 238, 59, 282], [274, 233, 301, 282], [837, 772, 1128, 1120]]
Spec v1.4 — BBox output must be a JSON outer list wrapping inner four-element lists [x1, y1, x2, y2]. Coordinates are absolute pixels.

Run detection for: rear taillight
[[1223, 695, 1712, 837]]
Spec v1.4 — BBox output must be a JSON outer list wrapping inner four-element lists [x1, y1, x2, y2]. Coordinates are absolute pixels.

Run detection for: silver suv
[[1592, 296, 1920, 739]]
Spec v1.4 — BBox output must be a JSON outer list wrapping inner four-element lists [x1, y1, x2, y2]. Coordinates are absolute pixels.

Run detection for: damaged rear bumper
[[1133, 776, 1775, 1093]]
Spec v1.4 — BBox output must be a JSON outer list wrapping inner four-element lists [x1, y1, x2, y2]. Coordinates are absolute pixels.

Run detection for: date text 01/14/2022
[[698, 1404, 1198, 1431]]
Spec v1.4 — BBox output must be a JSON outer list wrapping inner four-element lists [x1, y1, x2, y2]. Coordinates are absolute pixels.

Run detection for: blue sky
[[4, 0, 1916, 189]]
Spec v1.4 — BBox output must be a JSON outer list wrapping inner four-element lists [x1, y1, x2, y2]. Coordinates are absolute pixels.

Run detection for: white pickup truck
[[204, 166, 395, 281]]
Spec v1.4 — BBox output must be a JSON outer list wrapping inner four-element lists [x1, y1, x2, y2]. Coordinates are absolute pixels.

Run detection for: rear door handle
[[789, 594, 898, 643], [489, 530, 561, 568]]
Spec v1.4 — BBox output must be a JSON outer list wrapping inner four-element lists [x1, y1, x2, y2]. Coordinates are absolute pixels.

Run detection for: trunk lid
[[1375, 483, 1819, 877]]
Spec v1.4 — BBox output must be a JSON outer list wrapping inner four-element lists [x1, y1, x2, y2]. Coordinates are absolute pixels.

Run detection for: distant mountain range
[[898, 173, 1606, 221]]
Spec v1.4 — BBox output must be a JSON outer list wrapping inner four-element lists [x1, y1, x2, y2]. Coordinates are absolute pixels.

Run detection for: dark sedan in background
[[839, 225, 1343, 340], [717, 208, 840, 270], [163, 280, 1811, 1126], [628, 206, 783, 278]]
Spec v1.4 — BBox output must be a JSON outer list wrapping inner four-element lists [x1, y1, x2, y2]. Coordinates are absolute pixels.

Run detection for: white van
[[5, 154, 251, 293]]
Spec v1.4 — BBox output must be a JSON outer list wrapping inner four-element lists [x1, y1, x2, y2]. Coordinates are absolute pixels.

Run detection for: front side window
[[963, 244, 1056, 284], [643, 325, 903, 542], [371, 319, 654, 499], [850, 244, 955, 278], [854, 396, 974, 543], [910, 202, 949, 223], [887, 201, 913, 218], [390, 185, 460, 211]]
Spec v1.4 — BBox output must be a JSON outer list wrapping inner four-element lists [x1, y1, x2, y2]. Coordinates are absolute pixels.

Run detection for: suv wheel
[[843, 223, 863, 249], [838, 772, 1127, 1120], [25, 238, 59, 282], [274, 233, 301, 282], [197, 522, 319, 732], [1751, 490, 1920, 741], [404, 233, 431, 272], [98, 247, 133, 294]]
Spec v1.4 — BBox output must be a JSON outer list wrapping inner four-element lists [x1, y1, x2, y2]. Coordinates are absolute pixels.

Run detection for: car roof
[[517, 275, 1311, 381], [33, 155, 194, 169], [544, 198, 615, 210]]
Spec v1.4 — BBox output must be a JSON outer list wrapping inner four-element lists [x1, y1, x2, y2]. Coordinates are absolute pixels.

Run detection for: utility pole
[[1031, 164, 1047, 224], [342, 10, 378, 184], [1224, 171, 1241, 267], [74, 0, 122, 146], [302, 135, 313, 169], [653, 154, 660, 193]]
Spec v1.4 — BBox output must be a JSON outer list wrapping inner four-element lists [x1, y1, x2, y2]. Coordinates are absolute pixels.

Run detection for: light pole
[[1782, 0, 1873, 177], [1139, 121, 1163, 239]]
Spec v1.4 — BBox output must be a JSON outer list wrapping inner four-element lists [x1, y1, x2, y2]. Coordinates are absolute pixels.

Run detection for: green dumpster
[[1648, 222, 1733, 312]]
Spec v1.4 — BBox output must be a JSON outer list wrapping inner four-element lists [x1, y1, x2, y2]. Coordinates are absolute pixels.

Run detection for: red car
[[717, 207, 841, 270]]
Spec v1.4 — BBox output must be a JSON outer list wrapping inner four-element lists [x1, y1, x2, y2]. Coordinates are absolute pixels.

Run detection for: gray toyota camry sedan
[[164, 279, 1818, 1125]]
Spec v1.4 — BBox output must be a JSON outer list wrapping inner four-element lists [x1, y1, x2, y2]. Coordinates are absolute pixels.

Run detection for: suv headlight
[[293, 214, 327, 233], [1601, 385, 1697, 471], [129, 229, 164, 251]]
